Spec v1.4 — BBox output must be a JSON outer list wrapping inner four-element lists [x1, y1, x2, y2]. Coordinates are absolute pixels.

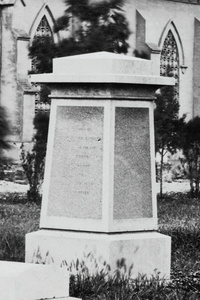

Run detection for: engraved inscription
[[47, 106, 104, 219], [113, 107, 152, 219]]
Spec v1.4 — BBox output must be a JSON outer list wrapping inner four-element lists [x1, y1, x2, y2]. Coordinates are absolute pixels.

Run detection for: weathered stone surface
[[0, 261, 69, 300], [26, 230, 171, 280], [113, 107, 152, 219], [47, 106, 104, 219]]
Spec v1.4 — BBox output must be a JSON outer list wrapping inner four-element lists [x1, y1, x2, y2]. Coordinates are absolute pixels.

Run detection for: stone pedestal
[[26, 230, 171, 279], [0, 261, 75, 300], [26, 52, 174, 279]]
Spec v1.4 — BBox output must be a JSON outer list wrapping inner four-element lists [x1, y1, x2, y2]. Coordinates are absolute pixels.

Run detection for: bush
[[21, 112, 49, 203]]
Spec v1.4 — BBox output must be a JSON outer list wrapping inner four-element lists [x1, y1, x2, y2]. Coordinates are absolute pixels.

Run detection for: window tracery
[[34, 16, 53, 41], [160, 29, 179, 100], [32, 16, 53, 113]]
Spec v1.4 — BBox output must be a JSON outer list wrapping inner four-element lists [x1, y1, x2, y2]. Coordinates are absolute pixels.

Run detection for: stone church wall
[[125, 0, 200, 119], [0, 0, 66, 161]]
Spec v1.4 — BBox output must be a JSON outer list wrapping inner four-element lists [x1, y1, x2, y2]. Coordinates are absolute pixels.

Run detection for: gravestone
[[0, 261, 80, 300], [26, 52, 173, 279]]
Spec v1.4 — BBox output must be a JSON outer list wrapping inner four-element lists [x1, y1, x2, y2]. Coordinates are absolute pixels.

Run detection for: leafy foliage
[[21, 112, 49, 203], [155, 87, 183, 154], [29, 37, 56, 74], [154, 85, 186, 198], [29, 0, 131, 72], [55, 0, 130, 55], [181, 116, 200, 198], [39, 84, 51, 104]]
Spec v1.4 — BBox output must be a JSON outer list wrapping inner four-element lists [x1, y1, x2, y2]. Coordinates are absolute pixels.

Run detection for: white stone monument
[[0, 261, 80, 300], [26, 52, 173, 279]]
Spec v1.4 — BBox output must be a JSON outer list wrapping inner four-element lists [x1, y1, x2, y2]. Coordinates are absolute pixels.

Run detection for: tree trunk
[[188, 162, 194, 198], [159, 149, 164, 199], [194, 149, 199, 198]]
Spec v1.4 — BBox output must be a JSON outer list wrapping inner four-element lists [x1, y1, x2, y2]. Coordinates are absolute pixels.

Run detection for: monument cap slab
[[30, 51, 175, 86]]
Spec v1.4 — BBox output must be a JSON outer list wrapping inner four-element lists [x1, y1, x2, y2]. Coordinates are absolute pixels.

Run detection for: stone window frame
[[29, 4, 60, 44], [158, 20, 185, 101], [31, 15, 54, 74], [29, 4, 59, 114]]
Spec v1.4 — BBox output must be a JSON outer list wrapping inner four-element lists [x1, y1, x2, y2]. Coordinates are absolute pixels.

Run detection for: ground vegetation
[[21, 112, 49, 203], [0, 191, 199, 298], [154, 84, 186, 199]]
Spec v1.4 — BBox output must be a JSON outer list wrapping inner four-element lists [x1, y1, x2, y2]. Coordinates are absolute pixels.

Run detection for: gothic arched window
[[31, 16, 53, 73], [32, 16, 53, 113], [160, 30, 179, 100], [34, 16, 53, 41]]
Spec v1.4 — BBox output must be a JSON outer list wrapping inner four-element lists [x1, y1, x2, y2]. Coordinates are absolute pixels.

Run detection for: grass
[[0, 192, 40, 261], [158, 192, 200, 274], [0, 189, 200, 298]]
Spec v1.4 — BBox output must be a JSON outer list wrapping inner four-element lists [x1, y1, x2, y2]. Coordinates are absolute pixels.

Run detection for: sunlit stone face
[[47, 106, 104, 219], [113, 107, 152, 219]]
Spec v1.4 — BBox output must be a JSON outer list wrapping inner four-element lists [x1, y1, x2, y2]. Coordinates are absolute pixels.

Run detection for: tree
[[154, 85, 185, 198], [21, 112, 49, 203], [29, 0, 131, 70], [182, 116, 200, 198], [29, 37, 56, 74], [54, 0, 130, 56]]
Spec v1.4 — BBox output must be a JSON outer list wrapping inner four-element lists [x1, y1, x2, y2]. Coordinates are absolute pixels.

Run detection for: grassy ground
[[158, 192, 200, 274], [0, 192, 40, 261], [0, 190, 200, 298]]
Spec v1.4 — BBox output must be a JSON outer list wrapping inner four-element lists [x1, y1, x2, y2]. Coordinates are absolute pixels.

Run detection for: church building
[[0, 0, 200, 160]]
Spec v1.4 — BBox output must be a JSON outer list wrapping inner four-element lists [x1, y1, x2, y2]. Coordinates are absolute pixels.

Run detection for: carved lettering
[[48, 106, 104, 219]]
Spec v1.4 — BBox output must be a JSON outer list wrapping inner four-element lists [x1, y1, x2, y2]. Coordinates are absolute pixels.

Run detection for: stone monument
[[0, 261, 80, 300], [26, 52, 173, 279]]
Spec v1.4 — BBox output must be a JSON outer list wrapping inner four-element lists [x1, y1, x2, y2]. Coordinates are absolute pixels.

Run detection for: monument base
[[0, 261, 71, 300], [26, 230, 171, 279]]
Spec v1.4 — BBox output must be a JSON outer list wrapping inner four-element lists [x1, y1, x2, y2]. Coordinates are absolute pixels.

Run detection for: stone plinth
[[26, 230, 171, 279], [0, 261, 70, 300], [26, 52, 173, 279]]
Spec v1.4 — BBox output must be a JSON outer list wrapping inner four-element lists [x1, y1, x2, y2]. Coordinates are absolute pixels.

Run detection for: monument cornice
[[46, 83, 161, 101]]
